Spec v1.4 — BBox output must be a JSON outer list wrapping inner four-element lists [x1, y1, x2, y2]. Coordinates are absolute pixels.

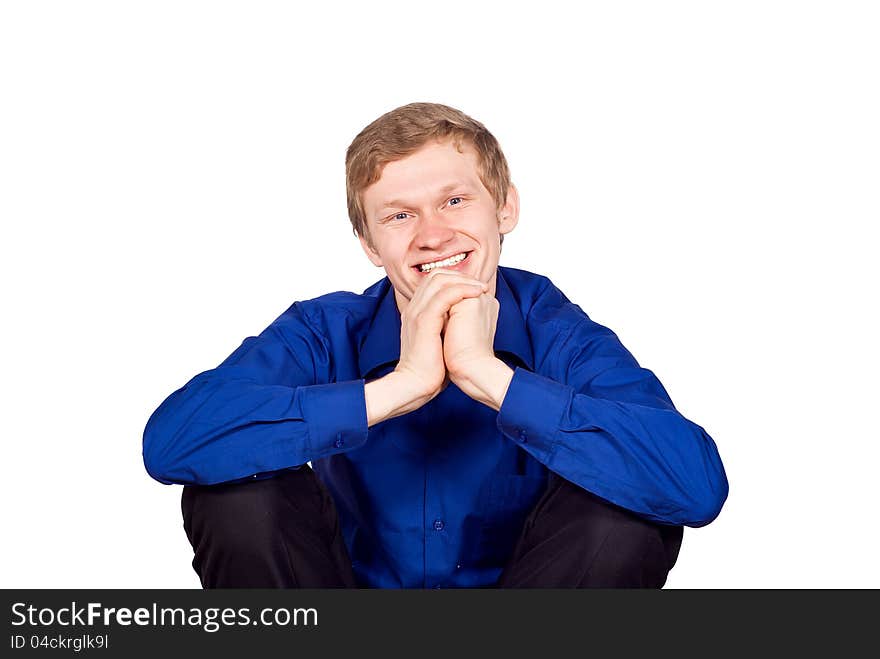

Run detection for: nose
[[414, 208, 456, 248]]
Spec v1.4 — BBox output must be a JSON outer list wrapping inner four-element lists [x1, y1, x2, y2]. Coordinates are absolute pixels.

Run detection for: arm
[[456, 319, 728, 528], [142, 303, 422, 486], [502, 318, 727, 527]]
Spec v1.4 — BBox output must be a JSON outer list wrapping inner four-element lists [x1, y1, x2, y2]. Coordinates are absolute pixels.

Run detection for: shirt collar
[[358, 266, 534, 379]]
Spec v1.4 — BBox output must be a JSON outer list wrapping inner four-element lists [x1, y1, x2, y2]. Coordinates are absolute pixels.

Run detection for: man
[[143, 102, 728, 588]]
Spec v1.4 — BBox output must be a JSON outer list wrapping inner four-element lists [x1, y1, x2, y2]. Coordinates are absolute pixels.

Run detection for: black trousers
[[182, 465, 683, 588]]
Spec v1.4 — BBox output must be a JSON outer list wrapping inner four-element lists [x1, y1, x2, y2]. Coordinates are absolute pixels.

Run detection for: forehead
[[363, 139, 485, 212]]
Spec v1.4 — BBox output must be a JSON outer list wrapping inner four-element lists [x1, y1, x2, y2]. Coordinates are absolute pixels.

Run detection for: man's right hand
[[396, 269, 489, 400]]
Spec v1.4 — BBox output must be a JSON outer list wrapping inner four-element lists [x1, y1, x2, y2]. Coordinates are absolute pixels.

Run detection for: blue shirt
[[143, 266, 728, 588]]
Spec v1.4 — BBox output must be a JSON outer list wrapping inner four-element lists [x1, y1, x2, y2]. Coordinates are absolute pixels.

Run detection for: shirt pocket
[[473, 474, 548, 567]]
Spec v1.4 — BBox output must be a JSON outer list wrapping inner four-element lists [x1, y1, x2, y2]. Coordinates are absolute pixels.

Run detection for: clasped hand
[[396, 269, 500, 402]]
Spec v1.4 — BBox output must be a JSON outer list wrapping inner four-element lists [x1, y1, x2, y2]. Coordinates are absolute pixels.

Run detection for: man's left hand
[[442, 293, 514, 410]]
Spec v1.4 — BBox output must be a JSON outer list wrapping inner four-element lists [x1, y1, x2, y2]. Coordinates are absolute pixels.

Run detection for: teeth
[[418, 252, 467, 272]]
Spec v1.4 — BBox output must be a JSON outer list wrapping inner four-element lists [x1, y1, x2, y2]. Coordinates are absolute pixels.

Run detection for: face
[[358, 138, 519, 314]]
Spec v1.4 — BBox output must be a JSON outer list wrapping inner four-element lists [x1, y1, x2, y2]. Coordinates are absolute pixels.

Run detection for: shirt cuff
[[299, 379, 369, 459], [497, 367, 569, 459]]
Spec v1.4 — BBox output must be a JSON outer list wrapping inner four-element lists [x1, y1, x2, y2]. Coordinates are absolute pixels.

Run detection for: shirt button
[[334, 434, 344, 449], [433, 518, 445, 531], [518, 429, 528, 443]]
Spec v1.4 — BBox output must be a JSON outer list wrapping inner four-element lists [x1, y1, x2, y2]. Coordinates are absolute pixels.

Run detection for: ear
[[498, 183, 520, 235], [358, 232, 384, 267]]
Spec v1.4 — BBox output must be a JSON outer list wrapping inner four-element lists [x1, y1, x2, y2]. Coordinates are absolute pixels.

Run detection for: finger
[[423, 274, 486, 304], [408, 282, 484, 328], [408, 269, 486, 307], [406, 270, 487, 328], [410, 272, 485, 311], [448, 294, 483, 313], [422, 268, 487, 291], [426, 282, 488, 318]]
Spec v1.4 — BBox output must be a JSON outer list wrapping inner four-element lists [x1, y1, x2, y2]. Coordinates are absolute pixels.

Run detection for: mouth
[[412, 250, 473, 275]]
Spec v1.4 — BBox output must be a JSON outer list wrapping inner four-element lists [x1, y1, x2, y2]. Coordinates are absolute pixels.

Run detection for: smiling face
[[358, 138, 519, 314]]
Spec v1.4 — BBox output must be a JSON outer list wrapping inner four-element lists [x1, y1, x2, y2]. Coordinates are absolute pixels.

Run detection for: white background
[[2, 1, 877, 589]]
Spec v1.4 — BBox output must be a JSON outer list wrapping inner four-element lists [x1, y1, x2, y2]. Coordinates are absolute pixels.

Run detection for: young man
[[143, 102, 728, 588]]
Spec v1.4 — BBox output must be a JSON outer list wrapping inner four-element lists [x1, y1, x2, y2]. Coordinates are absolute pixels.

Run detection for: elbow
[[683, 469, 729, 528], [142, 413, 180, 485], [142, 382, 207, 485], [678, 422, 729, 527], [143, 447, 172, 485], [142, 434, 172, 485]]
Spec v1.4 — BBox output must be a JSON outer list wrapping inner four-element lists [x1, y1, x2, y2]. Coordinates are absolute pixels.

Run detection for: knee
[[567, 489, 684, 588], [181, 468, 322, 557], [535, 477, 684, 588]]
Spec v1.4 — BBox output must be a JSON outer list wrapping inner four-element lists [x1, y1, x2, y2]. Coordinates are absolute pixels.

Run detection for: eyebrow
[[376, 181, 476, 214]]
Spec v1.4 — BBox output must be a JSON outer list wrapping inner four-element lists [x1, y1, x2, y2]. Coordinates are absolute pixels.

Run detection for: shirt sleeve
[[142, 303, 369, 486], [496, 318, 729, 527]]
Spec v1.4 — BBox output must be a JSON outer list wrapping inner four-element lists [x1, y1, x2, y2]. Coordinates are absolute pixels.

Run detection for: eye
[[448, 197, 463, 206], [390, 212, 408, 222]]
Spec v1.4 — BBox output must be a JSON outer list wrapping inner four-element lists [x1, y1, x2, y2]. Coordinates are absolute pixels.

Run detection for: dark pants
[[182, 466, 683, 588]]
